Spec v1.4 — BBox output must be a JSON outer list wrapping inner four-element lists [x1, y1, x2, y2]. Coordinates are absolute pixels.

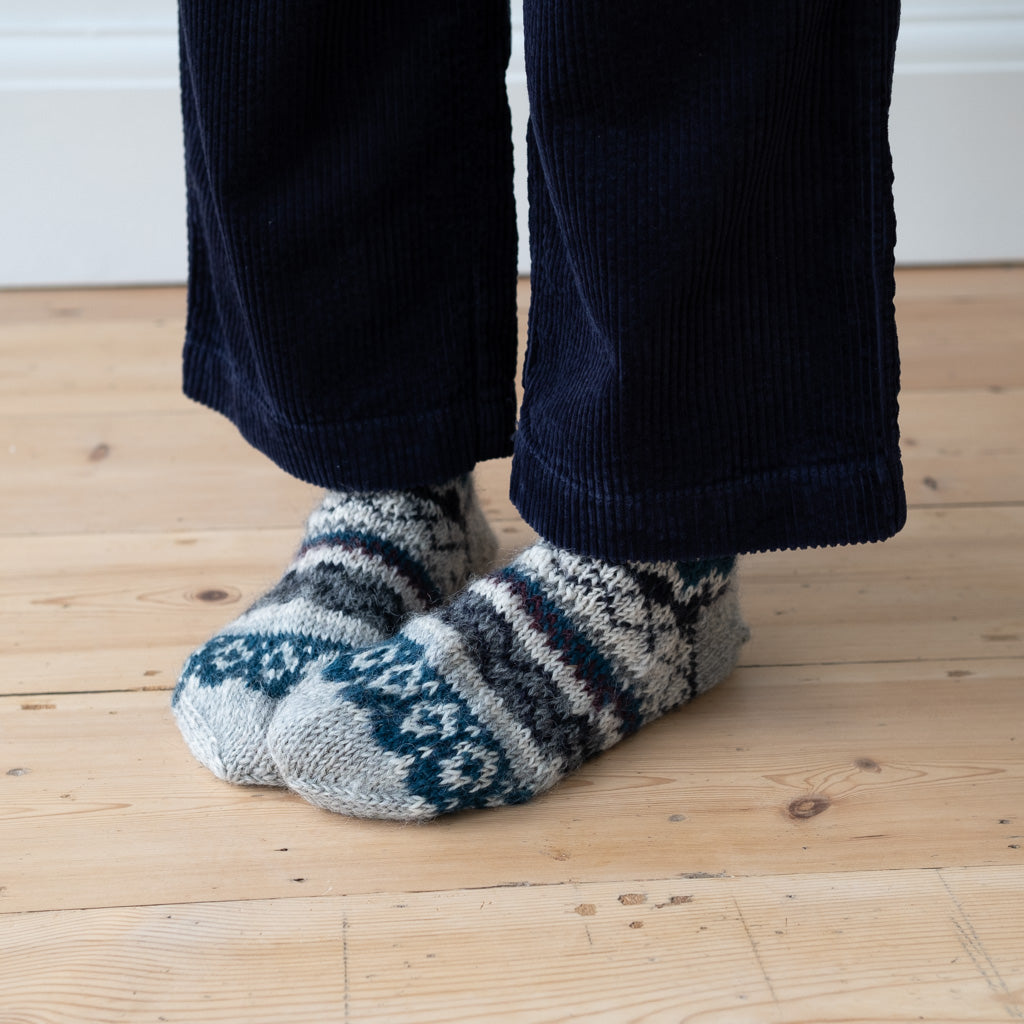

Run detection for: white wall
[[890, 0, 1024, 263], [0, 3, 183, 286], [1, 0, 1022, 287]]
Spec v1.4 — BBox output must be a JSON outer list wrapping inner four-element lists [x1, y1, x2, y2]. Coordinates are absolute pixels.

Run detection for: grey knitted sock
[[172, 475, 496, 786], [267, 542, 749, 819]]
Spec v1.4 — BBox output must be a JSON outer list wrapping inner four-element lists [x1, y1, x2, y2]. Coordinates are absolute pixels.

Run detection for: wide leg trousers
[[179, 0, 906, 562]]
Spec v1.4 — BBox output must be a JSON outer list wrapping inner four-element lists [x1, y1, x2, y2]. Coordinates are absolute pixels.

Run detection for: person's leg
[[268, 0, 903, 820], [512, 0, 905, 560], [270, 548, 746, 817], [178, 1, 518, 488], [173, 1, 519, 784], [174, 480, 499, 785], [268, 0, 902, 819]]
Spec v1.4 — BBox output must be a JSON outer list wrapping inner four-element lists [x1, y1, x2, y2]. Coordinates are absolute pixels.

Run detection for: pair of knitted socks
[[173, 476, 748, 820]]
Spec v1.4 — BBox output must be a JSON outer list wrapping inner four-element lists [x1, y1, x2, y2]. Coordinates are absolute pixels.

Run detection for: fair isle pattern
[[267, 543, 749, 819], [172, 476, 497, 787]]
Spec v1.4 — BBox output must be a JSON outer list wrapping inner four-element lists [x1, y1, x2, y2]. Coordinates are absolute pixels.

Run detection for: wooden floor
[[1, 268, 1022, 1022]]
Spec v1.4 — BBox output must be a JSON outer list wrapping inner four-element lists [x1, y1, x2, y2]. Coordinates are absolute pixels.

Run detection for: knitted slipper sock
[[267, 541, 749, 819], [172, 475, 497, 786]]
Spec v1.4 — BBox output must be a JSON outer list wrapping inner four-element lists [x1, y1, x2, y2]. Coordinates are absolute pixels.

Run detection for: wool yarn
[[173, 476, 496, 785], [268, 542, 748, 818]]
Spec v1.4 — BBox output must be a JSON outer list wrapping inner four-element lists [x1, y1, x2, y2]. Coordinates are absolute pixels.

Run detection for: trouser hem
[[184, 340, 516, 490], [510, 429, 907, 563]]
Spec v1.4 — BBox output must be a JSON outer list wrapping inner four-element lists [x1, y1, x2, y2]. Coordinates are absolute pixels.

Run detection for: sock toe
[[268, 688, 438, 820], [268, 546, 749, 820], [172, 632, 339, 786], [172, 475, 495, 787], [173, 676, 281, 786]]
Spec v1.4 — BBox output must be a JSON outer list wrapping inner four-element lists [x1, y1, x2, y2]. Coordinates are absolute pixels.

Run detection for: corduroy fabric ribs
[[267, 545, 748, 819], [172, 477, 497, 786], [178, 2, 520, 491], [179, 0, 905, 562]]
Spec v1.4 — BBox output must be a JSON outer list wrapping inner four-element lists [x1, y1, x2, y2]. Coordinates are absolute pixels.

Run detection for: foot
[[267, 542, 749, 819], [172, 475, 496, 786]]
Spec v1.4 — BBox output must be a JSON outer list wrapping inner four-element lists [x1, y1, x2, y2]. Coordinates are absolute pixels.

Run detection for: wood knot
[[88, 443, 111, 462], [618, 893, 647, 905], [788, 795, 831, 820], [192, 588, 236, 604], [854, 757, 882, 773], [654, 895, 694, 908]]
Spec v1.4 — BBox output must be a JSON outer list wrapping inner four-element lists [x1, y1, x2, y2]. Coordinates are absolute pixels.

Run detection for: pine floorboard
[[1, 267, 1023, 1022]]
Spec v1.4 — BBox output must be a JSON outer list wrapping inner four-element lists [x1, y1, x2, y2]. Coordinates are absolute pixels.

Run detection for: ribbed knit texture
[[172, 476, 497, 786], [514, 0, 905, 559], [179, 0, 905, 562], [178, 1, 519, 490], [267, 545, 748, 820]]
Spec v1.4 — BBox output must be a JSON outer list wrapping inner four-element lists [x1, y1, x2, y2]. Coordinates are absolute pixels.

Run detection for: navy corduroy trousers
[[179, 0, 906, 562]]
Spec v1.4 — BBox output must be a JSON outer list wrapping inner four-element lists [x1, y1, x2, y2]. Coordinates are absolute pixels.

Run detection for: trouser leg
[[178, 1, 519, 489], [512, 0, 905, 561]]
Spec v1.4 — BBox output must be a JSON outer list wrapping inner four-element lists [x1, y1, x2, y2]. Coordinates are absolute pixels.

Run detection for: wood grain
[[0, 410, 323, 535], [1, 868, 1020, 1023], [2, 661, 1021, 915], [0, 271, 1022, 1023], [2, 389, 1021, 535], [900, 389, 1024, 507], [0, 286, 186, 326], [1, 506, 1019, 694], [895, 265, 1024, 390], [0, 318, 187, 416]]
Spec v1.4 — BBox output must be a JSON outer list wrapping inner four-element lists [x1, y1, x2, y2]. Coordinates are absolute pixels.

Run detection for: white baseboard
[[890, 0, 1024, 263], [0, 14, 185, 286], [1, 3, 1021, 286]]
